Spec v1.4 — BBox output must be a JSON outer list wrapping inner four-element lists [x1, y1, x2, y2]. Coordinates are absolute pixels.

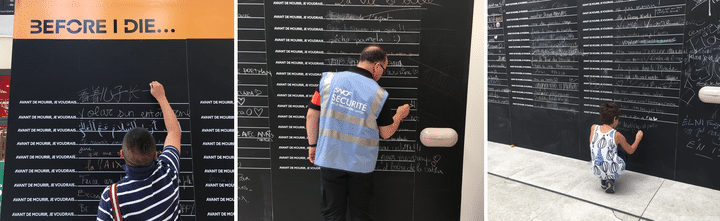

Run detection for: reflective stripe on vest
[[315, 71, 388, 173], [319, 87, 386, 133]]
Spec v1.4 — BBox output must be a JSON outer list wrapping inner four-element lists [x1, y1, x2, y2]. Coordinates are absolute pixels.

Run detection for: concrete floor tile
[[489, 141, 720, 220], [490, 142, 597, 194], [488, 142, 531, 177], [488, 142, 563, 178], [614, 212, 641, 221], [487, 173, 505, 189], [532, 196, 640, 221], [643, 180, 720, 221], [565, 171, 663, 215], [507, 153, 588, 194], [488, 176, 562, 221]]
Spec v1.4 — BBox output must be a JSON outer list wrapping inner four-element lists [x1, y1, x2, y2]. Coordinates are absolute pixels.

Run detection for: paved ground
[[487, 141, 720, 221]]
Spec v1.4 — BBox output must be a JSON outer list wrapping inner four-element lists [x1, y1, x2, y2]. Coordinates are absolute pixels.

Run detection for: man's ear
[[155, 151, 159, 160], [120, 149, 125, 158]]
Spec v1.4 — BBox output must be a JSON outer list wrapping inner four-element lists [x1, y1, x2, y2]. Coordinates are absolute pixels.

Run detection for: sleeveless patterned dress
[[590, 125, 625, 180]]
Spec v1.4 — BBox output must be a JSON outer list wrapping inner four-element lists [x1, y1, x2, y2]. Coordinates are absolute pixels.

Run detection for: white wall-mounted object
[[420, 127, 458, 147], [699, 86, 720, 104], [0, 15, 12, 37], [0, 37, 11, 69]]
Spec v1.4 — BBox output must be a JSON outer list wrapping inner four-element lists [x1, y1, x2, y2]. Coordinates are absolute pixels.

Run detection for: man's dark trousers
[[320, 167, 374, 221]]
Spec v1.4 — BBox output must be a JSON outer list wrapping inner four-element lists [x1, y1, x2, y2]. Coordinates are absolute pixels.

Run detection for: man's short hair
[[359, 45, 387, 63], [600, 102, 620, 125], [122, 127, 157, 167]]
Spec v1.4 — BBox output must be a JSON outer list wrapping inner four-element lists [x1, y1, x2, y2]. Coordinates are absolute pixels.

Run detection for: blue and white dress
[[590, 125, 625, 180]]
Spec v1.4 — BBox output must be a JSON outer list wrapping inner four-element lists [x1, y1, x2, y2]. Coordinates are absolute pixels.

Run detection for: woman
[[589, 102, 644, 193]]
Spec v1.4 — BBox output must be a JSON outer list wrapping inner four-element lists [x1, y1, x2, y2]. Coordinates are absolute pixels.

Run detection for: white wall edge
[[460, 0, 487, 220]]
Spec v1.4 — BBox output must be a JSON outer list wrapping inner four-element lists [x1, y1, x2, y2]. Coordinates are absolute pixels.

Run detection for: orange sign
[[13, 0, 233, 39]]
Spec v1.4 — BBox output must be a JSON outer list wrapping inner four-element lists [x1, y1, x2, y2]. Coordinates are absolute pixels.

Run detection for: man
[[97, 81, 182, 220], [306, 45, 410, 220]]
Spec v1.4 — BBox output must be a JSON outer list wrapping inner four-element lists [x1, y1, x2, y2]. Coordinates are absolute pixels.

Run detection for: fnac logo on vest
[[330, 87, 368, 112], [334, 88, 353, 96]]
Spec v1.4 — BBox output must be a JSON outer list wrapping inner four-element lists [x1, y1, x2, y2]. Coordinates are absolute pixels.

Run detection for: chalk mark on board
[[407, 58, 451, 79], [690, 0, 716, 15], [696, 153, 713, 160], [712, 136, 720, 147], [253, 108, 264, 116], [77, 85, 147, 103], [366, 7, 427, 17], [680, 86, 698, 108], [712, 108, 720, 119]]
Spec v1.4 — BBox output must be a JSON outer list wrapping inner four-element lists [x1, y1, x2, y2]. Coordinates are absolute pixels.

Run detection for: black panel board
[[487, 0, 512, 144], [0, 0, 13, 15], [576, 0, 684, 179], [504, 0, 581, 158], [237, 0, 473, 220], [487, 0, 720, 190], [2, 39, 233, 220], [187, 39, 235, 220], [676, 1, 720, 190], [414, 0, 472, 219]]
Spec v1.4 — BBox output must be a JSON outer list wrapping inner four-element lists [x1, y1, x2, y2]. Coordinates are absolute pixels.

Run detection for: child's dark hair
[[600, 103, 620, 125], [122, 127, 156, 166]]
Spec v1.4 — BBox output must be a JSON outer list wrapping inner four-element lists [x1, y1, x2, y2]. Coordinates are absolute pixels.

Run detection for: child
[[589, 102, 644, 193]]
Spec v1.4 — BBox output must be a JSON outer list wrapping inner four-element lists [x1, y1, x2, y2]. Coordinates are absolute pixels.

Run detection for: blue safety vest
[[314, 71, 389, 173]]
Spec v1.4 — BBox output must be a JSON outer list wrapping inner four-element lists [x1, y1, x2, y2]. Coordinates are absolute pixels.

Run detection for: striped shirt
[[97, 146, 181, 221]]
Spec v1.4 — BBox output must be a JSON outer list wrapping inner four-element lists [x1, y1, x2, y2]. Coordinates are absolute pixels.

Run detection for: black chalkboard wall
[[2, 1, 235, 219], [487, 0, 720, 190], [1, 39, 234, 220], [0, 0, 13, 15], [238, 0, 473, 220]]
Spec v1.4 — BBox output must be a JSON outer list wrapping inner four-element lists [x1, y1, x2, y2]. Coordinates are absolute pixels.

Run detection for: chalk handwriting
[[326, 57, 359, 66], [79, 119, 162, 138], [531, 27, 573, 34], [531, 48, 581, 56], [615, 30, 671, 38], [621, 38, 677, 45], [77, 189, 101, 199], [488, 43, 505, 49], [531, 41, 577, 47], [654, 5, 683, 16], [239, 89, 264, 96], [616, 18, 684, 29], [238, 107, 265, 117], [326, 11, 393, 22], [531, 33, 576, 41], [532, 64, 574, 69], [386, 67, 418, 76], [84, 159, 123, 171], [242, 68, 272, 76], [529, 10, 569, 19], [77, 85, 147, 103]]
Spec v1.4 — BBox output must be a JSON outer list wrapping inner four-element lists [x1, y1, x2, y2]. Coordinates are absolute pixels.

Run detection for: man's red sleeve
[[311, 91, 321, 106], [308, 91, 321, 110]]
